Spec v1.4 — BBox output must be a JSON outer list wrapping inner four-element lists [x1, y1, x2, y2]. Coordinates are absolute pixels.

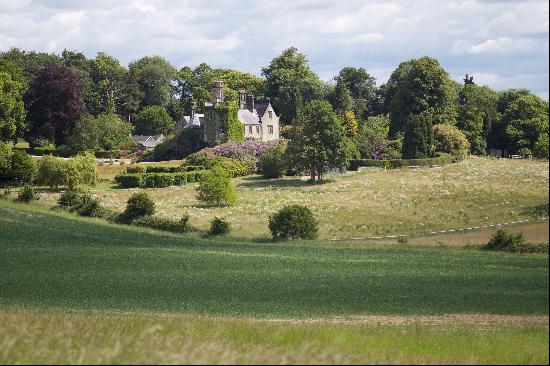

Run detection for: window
[[268, 125, 273, 134], [256, 126, 260, 134], [248, 126, 252, 134], [268, 111, 272, 118]]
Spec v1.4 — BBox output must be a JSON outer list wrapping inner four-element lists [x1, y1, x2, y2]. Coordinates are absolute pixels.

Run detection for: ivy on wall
[[216, 101, 244, 142]]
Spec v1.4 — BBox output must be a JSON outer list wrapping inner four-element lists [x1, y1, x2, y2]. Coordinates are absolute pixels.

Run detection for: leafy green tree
[[0, 141, 13, 178], [285, 100, 351, 182], [134, 106, 175, 135], [402, 112, 434, 159], [61, 50, 101, 117], [352, 115, 390, 158], [489, 89, 549, 156], [0, 48, 61, 81], [334, 67, 377, 119], [328, 82, 353, 114], [0, 71, 26, 142], [262, 47, 324, 123], [128, 56, 176, 108], [9, 150, 36, 183], [90, 52, 129, 116], [385, 57, 456, 138], [457, 82, 499, 154], [259, 144, 287, 178], [196, 165, 237, 206]]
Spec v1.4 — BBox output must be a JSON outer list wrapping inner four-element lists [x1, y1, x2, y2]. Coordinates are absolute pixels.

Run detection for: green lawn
[[1, 203, 547, 317]]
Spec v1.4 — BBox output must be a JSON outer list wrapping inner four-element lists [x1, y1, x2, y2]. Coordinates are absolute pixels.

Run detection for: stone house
[[176, 81, 280, 145]]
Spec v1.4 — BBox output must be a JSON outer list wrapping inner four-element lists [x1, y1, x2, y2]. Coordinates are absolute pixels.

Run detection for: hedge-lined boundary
[[349, 154, 457, 171], [115, 170, 207, 188], [16, 147, 127, 159]]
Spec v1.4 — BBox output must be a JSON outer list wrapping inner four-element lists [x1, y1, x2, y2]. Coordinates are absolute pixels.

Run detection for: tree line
[[0, 46, 548, 159]]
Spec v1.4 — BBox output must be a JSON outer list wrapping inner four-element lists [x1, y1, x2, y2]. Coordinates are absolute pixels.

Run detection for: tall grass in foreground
[[0, 310, 547, 364]]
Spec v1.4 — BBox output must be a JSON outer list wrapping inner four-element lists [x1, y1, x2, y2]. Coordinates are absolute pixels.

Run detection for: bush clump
[[126, 164, 147, 174], [36, 153, 98, 189], [17, 185, 38, 203], [58, 189, 84, 207], [196, 166, 236, 206], [132, 214, 191, 234], [259, 144, 287, 178], [144, 173, 175, 188], [115, 174, 144, 188], [209, 217, 231, 236], [268, 205, 318, 240], [481, 229, 548, 253], [123, 192, 155, 222]]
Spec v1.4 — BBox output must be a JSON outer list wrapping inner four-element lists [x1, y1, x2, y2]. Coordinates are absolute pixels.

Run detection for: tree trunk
[[310, 166, 316, 182]]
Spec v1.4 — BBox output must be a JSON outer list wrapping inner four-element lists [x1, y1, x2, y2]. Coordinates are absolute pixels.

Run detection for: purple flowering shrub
[[370, 140, 402, 160]]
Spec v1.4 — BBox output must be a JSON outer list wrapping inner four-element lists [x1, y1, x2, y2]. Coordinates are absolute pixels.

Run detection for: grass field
[[31, 157, 550, 240], [1, 310, 547, 364]]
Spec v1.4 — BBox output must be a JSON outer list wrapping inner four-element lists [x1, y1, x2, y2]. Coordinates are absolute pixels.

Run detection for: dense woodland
[[0, 47, 548, 164]]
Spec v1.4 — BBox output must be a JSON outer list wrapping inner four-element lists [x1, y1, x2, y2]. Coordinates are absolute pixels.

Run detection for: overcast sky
[[1, 0, 548, 99]]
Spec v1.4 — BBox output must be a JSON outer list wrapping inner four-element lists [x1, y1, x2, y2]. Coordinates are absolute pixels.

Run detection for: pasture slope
[[0, 201, 548, 364]]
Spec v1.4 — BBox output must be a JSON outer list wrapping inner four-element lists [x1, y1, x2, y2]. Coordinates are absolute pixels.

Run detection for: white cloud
[[452, 37, 540, 54]]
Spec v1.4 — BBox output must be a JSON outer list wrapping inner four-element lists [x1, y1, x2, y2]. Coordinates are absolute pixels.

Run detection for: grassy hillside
[[1, 203, 547, 317], [32, 157, 550, 239]]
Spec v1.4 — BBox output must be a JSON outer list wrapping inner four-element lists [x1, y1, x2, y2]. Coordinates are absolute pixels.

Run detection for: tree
[[285, 100, 351, 182], [268, 205, 319, 240], [334, 67, 377, 119], [61, 49, 100, 117], [402, 112, 434, 159], [68, 113, 134, 157], [259, 144, 287, 178], [433, 123, 470, 159], [128, 56, 176, 108], [195, 165, 237, 206], [352, 115, 390, 158], [385, 57, 456, 138], [0, 48, 61, 82], [90, 52, 129, 116], [457, 82, 498, 154], [262, 47, 324, 123], [24, 63, 86, 147], [342, 111, 359, 138], [0, 71, 26, 142], [328, 82, 353, 114], [489, 89, 549, 156], [134, 106, 175, 135]]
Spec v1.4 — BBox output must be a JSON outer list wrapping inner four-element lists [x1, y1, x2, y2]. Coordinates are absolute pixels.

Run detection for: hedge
[[146, 166, 180, 173], [145, 173, 175, 188], [349, 154, 456, 171], [115, 174, 144, 188], [16, 147, 126, 159], [115, 170, 207, 188]]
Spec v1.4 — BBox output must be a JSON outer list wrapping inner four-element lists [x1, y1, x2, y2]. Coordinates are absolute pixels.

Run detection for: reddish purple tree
[[24, 63, 86, 146]]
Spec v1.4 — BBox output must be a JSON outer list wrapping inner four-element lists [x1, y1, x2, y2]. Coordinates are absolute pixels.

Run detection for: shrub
[[259, 145, 287, 178], [402, 112, 434, 159], [77, 197, 103, 217], [115, 174, 144, 188], [36, 153, 98, 189], [433, 124, 470, 159], [144, 173, 174, 188], [36, 155, 66, 189], [195, 166, 236, 206], [126, 164, 147, 174], [209, 217, 231, 236], [482, 229, 525, 252], [268, 205, 318, 240], [17, 185, 38, 203], [9, 150, 36, 183], [0, 141, 13, 178], [132, 214, 191, 234], [146, 166, 180, 173], [123, 192, 155, 221], [58, 189, 84, 207]]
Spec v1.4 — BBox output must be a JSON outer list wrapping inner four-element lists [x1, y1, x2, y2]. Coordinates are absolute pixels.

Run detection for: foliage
[[333, 67, 378, 119], [134, 106, 174, 136], [402, 112, 434, 159], [17, 184, 38, 203], [132, 214, 191, 234], [349, 153, 455, 170], [384, 57, 456, 138], [262, 47, 324, 123], [216, 101, 244, 142], [0, 141, 13, 178], [123, 192, 155, 222], [352, 115, 390, 158], [141, 128, 202, 162], [457, 83, 498, 154], [9, 150, 36, 183], [433, 124, 470, 159], [268, 205, 319, 240], [144, 173, 175, 188], [370, 139, 402, 160], [482, 229, 525, 252], [285, 100, 351, 182], [68, 113, 134, 154], [209, 216, 231, 236], [342, 111, 359, 138], [0, 71, 27, 141], [128, 56, 176, 109], [196, 165, 236, 206], [114, 174, 144, 188], [58, 189, 85, 208], [126, 164, 147, 174], [36, 153, 97, 189], [24, 63, 86, 146], [259, 144, 287, 178]]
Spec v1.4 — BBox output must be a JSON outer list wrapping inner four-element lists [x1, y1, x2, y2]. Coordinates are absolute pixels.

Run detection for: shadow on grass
[[522, 203, 549, 218], [237, 175, 336, 189]]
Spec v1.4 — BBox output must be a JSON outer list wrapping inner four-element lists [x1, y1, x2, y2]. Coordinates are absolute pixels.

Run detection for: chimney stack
[[211, 80, 224, 106], [246, 94, 255, 113], [191, 102, 196, 118]]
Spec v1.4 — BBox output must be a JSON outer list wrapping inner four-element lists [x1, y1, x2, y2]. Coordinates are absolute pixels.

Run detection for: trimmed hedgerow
[[115, 174, 144, 188], [348, 153, 456, 171], [144, 173, 175, 188], [146, 166, 180, 173], [126, 164, 147, 174]]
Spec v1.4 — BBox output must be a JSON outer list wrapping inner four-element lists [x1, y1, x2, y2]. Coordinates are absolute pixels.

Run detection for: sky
[[0, 0, 548, 99]]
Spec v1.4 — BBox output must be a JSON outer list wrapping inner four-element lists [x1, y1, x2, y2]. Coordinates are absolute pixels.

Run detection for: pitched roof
[[255, 103, 269, 119], [131, 135, 165, 148], [237, 109, 260, 125]]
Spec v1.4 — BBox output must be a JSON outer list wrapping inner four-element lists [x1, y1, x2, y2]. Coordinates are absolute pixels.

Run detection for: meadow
[[36, 157, 550, 240]]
